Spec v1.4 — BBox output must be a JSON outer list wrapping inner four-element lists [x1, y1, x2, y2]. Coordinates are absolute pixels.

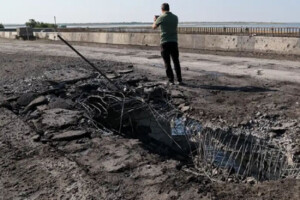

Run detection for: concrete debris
[[181, 106, 190, 112], [127, 77, 147, 86], [227, 178, 234, 183], [36, 105, 48, 111], [48, 98, 74, 110], [117, 69, 133, 74], [269, 132, 278, 139], [239, 120, 249, 126], [17, 92, 38, 106], [178, 103, 186, 109], [32, 135, 41, 142], [102, 160, 130, 173], [52, 130, 89, 141], [3, 95, 19, 102], [246, 177, 257, 185], [143, 87, 154, 94], [146, 87, 167, 100], [268, 122, 297, 137], [171, 90, 184, 98], [28, 110, 41, 120], [106, 73, 121, 79], [24, 96, 48, 113], [140, 82, 164, 89], [256, 112, 262, 117], [41, 108, 82, 129], [281, 122, 297, 128], [172, 98, 186, 106], [31, 119, 43, 134], [270, 127, 287, 135]]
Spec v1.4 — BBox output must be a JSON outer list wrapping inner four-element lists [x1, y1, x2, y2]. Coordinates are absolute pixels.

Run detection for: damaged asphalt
[[0, 39, 300, 199]]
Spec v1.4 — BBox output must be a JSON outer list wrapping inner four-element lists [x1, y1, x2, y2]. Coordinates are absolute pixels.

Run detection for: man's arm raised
[[152, 22, 158, 29], [152, 16, 161, 29]]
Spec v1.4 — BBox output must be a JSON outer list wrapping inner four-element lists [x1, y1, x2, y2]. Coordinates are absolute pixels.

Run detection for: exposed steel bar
[[57, 34, 121, 90]]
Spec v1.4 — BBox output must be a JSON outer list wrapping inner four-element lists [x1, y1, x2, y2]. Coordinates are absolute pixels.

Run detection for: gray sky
[[1, 0, 300, 24]]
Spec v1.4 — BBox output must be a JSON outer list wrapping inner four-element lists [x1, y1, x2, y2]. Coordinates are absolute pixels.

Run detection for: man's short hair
[[161, 3, 170, 11]]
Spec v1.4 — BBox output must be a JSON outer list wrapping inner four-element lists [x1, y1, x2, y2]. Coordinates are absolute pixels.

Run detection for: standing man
[[152, 3, 183, 85]]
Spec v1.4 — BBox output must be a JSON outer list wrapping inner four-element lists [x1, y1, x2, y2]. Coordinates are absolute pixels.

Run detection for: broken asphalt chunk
[[51, 130, 89, 141], [23, 96, 48, 113], [145, 87, 167, 100], [270, 127, 287, 136], [41, 108, 82, 129], [181, 106, 190, 112], [117, 69, 133, 74], [17, 92, 38, 106], [171, 90, 184, 98], [48, 98, 74, 110], [77, 83, 99, 91], [32, 135, 41, 142], [106, 73, 121, 79]]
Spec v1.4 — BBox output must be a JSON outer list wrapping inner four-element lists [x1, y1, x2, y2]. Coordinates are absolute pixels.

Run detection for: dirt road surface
[[0, 38, 299, 199]]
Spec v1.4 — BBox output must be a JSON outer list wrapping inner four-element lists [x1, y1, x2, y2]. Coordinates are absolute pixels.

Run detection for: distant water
[[4, 22, 300, 29]]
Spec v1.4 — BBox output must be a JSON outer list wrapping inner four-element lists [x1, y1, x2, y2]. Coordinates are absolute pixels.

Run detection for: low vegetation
[[25, 19, 57, 28]]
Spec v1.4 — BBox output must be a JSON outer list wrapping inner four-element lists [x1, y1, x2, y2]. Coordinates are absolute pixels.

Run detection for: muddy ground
[[0, 38, 300, 199]]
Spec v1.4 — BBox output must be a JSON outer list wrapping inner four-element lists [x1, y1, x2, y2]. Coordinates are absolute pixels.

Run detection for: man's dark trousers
[[161, 42, 182, 83]]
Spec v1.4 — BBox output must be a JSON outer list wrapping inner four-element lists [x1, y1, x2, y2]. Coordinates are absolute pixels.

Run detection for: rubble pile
[[1, 66, 188, 149], [1, 64, 299, 183]]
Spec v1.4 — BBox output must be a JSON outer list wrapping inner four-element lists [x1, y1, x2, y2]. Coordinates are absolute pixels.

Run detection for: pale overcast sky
[[1, 0, 300, 24]]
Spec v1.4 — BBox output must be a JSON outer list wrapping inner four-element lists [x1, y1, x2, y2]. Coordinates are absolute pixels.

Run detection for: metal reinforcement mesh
[[189, 127, 300, 181], [74, 75, 299, 182]]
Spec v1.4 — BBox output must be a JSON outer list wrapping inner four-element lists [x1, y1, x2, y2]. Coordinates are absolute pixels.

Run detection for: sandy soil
[[0, 38, 300, 199]]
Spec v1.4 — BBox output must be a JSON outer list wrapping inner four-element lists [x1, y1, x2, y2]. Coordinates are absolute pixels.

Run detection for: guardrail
[[58, 27, 300, 37], [57, 27, 158, 33], [178, 27, 300, 37], [3, 27, 300, 37]]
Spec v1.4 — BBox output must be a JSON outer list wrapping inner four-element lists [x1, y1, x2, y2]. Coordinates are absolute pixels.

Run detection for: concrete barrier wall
[[2, 31, 300, 55], [35, 32, 161, 47], [0, 31, 17, 39]]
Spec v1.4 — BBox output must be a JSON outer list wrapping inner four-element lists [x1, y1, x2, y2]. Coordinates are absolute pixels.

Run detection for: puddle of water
[[171, 117, 202, 136]]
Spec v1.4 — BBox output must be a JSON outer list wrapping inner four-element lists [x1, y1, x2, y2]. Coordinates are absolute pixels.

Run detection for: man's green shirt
[[155, 12, 178, 44]]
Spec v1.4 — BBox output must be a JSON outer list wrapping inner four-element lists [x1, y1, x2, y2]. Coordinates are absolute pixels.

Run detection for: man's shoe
[[165, 81, 175, 86], [177, 81, 185, 86]]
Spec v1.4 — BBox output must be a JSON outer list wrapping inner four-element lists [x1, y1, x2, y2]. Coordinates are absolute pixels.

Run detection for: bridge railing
[[177, 27, 300, 37], [57, 27, 300, 37], [2, 27, 300, 37]]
